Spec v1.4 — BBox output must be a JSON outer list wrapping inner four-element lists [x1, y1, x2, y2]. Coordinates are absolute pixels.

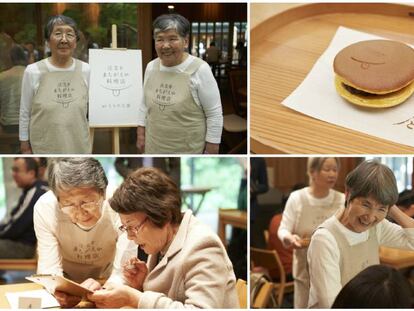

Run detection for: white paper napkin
[[282, 26, 414, 148]]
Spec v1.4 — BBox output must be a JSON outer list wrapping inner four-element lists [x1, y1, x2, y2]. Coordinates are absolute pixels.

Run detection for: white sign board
[[89, 49, 142, 127]]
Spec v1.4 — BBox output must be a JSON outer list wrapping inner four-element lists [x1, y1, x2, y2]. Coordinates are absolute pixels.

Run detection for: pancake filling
[[342, 83, 381, 97]]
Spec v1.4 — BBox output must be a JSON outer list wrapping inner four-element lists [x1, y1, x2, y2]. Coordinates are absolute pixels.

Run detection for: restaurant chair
[[251, 280, 274, 308], [250, 247, 294, 307], [222, 114, 247, 154], [236, 278, 247, 308]]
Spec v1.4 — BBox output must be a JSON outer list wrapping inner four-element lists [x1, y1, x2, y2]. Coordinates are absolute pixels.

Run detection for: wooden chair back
[[250, 247, 293, 306], [236, 278, 247, 308]]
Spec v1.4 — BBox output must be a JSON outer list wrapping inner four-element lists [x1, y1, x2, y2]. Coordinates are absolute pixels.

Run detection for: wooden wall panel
[[265, 157, 364, 194]]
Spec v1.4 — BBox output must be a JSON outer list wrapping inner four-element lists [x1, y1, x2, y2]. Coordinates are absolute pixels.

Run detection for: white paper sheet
[[6, 289, 59, 309], [282, 26, 414, 148]]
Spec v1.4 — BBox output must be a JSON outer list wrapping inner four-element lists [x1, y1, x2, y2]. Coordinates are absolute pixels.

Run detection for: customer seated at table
[[268, 212, 293, 281], [397, 189, 414, 218], [332, 264, 414, 308], [86, 167, 239, 308], [0, 158, 47, 259]]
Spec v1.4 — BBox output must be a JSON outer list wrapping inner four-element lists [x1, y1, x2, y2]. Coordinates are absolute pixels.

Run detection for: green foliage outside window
[[181, 157, 243, 211]]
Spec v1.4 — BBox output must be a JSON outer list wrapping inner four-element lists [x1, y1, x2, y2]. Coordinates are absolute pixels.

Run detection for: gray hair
[[153, 14, 190, 38], [44, 15, 80, 42], [48, 158, 108, 196], [345, 160, 398, 207]]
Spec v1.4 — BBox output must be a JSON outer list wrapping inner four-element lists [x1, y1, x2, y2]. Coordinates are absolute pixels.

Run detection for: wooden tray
[[250, 3, 414, 154]]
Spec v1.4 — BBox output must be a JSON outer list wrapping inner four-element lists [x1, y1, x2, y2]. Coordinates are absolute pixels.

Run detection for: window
[[365, 157, 413, 192], [181, 157, 244, 231]]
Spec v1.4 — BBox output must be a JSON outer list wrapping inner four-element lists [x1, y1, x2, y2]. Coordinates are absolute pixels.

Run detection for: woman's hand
[[81, 278, 102, 291], [122, 257, 148, 290], [87, 283, 140, 308], [204, 142, 219, 154], [136, 126, 145, 153], [54, 290, 82, 308], [20, 141, 32, 154], [283, 233, 306, 249]]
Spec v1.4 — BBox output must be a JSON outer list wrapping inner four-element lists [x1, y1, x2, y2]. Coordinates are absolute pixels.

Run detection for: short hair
[[332, 264, 413, 308], [345, 160, 398, 207], [397, 189, 414, 209], [307, 157, 340, 177], [109, 167, 182, 228], [10, 45, 28, 66], [44, 15, 80, 42], [153, 14, 190, 38], [48, 158, 107, 196], [14, 157, 39, 178]]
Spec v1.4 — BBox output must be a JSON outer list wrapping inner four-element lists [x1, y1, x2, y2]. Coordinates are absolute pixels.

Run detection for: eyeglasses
[[155, 37, 181, 46], [52, 32, 76, 41], [119, 218, 147, 236], [60, 198, 103, 215]]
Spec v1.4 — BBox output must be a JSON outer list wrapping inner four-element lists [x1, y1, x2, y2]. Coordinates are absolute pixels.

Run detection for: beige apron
[[30, 59, 90, 154], [292, 189, 343, 308], [56, 204, 118, 283], [321, 215, 379, 287], [144, 58, 206, 154]]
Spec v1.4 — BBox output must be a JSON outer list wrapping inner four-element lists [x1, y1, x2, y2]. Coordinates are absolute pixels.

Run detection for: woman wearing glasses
[[87, 167, 238, 308], [33, 158, 134, 307], [307, 160, 414, 308], [136, 14, 222, 154], [19, 15, 90, 154]]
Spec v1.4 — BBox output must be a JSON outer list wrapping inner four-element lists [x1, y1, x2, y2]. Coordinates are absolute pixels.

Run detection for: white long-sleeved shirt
[[137, 55, 223, 144], [307, 214, 414, 308], [277, 188, 345, 243], [19, 58, 90, 141]]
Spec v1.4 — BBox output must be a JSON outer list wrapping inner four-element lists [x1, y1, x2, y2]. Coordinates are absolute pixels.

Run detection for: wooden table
[[218, 209, 247, 247], [251, 3, 414, 154], [0, 283, 43, 308], [181, 186, 213, 215], [0, 282, 97, 308], [379, 246, 414, 269]]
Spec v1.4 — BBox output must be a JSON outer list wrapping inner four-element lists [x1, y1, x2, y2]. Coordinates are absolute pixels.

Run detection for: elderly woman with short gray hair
[[34, 158, 134, 308], [308, 160, 414, 308], [19, 14, 90, 154], [137, 14, 223, 154], [87, 167, 238, 308]]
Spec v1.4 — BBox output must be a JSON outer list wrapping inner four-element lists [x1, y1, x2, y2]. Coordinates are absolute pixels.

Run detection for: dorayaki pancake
[[334, 40, 414, 107]]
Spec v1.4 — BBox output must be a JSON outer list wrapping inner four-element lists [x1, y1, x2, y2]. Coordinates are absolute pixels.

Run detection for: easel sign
[[88, 49, 142, 127]]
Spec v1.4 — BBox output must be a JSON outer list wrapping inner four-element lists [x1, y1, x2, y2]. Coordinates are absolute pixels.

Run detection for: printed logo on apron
[[73, 241, 103, 263], [53, 80, 78, 108], [153, 82, 177, 111]]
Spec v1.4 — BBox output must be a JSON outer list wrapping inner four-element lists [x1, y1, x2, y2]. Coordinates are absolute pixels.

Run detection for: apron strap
[[183, 57, 204, 75], [74, 59, 82, 73], [36, 59, 49, 74]]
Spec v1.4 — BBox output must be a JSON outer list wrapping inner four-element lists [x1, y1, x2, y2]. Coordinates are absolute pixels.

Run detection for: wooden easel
[[89, 24, 130, 154]]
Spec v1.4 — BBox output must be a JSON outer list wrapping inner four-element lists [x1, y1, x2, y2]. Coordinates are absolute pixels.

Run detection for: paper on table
[[282, 26, 414, 148], [6, 289, 59, 309]]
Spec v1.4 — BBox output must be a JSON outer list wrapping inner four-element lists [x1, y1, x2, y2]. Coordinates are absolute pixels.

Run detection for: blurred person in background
[[0, 45, 28, 135], [278, 157, 344, 308], [0, 158, 47, 259]]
